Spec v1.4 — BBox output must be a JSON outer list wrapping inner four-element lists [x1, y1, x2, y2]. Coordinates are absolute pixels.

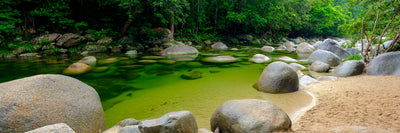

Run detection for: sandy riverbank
[[291, 75, 400, 132]]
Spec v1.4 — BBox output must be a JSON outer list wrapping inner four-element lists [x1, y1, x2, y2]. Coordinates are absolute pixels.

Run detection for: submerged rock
[[332, 60, 365, 77], [254, 61, 299, 93], [277, 56, 298, 62], [261, 46, 274, 52], [202, 56, 238, 64], [78, 56, 96, 66], [125, 50, 138, 58], [211, 99, 291, 133], [367, 51, 400, 75], [98, 58, 120, 65], [181, 71, 202, 80], [0, 74, 106, 133], [211, 42, 228, 50], [63, 62, 92, 75]]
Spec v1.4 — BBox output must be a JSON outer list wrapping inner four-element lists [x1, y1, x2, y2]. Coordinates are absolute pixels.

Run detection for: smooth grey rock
[[299, 75, 319, 86], [139, 111, 198, 133], [367, 51, 400, 75], [211, 42, 228, 50], [119, 125, 141, 133], [97, 37, 112, 45], [83, 45, 107, 53], [103, 118, 140, 133], [317, 76, 338, 81], [296, 42, 315, 57], [56, 33, 86, 48], [255, 61, 299, 93], [148, 27, 173, 45], [261, 46, 274, 52], [289, 63, 306, 71], [308, 49, 341, 66], [161, 45, 199, 61], [62, 62, 92, 75], [277, 56, 297, 62], [249, 54, 270, 63], [202, 56, 238, 64], [78, 56, 97, 66], [317, 38, 350, 59], [211, 99, 291, 133], [0, 74, 106, 133], [125, 50, 138, 58], [30, 33, 61, 44], [310, 61, 330, 73], [161, 40, 185, 48], [284, 41, 296, 52], [332, 60, 365, 77], [25, 123, 75, 133]]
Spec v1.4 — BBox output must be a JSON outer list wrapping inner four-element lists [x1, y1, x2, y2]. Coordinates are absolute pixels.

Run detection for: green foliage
[[152, 0, 190, 27], [344, 54, 362, 61], [31, 0, 74, 30], [0, 1, 22, 39], [86, 29, 118, 39], [74, 21, 88, 31]]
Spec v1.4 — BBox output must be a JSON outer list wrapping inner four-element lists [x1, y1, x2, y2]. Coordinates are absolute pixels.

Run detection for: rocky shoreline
[[1, 34, 399, 132]]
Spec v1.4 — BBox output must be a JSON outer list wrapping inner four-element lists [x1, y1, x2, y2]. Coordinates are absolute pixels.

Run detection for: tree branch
[[364, 8, 380, 63], [374, 9, 399, 57]]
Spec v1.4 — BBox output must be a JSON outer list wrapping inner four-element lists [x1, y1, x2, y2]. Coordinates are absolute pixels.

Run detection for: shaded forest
[[0, 0, 399, 52]]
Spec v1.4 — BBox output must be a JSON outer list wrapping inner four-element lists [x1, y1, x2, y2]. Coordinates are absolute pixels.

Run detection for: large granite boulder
[[254, 61, 299, 93], [0, 74, 106, 133], [317, 38, 350, 59], [56, 33, 86, 48], [299, 75, 319, 86], [148, 27, 174, 45], [296, 42, 315, 57], [289, 63, 306, 71], [25, 123, 76, 133], [30, 33, 61, 44], [160, 45, 199, 61], [332, 60, 365, 77], [139, 111, 198, 133], [211, 42, 228, 50], [308, 49, 341, 66], [310, 61, 330, 73], [62, 62, 92, 75], [249, 54, 270, 63], [211, 99, 291, 133], [367, 51, 400, 75]]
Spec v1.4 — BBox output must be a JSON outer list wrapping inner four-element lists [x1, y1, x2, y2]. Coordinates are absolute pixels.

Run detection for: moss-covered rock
[[181, 71, 202, 80]]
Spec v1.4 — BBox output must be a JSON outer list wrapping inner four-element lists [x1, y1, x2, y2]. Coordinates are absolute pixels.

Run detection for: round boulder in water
[[367, 51, 400, 75], [62, 62, 92, 75], [249, 54, 270, 63], [211, 99, 291, 133], [254, 61, 299, 93], [161, 45, 199, 61], [78, 56, 96, 66], [211, 42, 228, 50]]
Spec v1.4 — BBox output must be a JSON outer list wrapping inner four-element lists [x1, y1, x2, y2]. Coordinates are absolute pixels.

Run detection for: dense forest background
[[0, 0, 399, 49]]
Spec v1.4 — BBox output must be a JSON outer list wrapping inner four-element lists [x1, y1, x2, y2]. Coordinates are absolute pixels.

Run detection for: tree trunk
[[364, 8, 380, 63], [169, 18, 174, 35], [361, 18, 366, 62], [386, 27, 400, 52], [121, 18, 133, 36]]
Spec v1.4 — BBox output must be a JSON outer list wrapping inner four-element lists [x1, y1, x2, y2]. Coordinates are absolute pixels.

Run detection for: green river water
[[0, 48, 314, 129]]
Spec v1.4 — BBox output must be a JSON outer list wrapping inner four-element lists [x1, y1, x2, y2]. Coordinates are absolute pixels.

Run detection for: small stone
[[181, 71, 202, 80]]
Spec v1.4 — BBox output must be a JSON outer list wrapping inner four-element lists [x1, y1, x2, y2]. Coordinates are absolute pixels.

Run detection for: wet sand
[[292, 75, 400, 132]]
